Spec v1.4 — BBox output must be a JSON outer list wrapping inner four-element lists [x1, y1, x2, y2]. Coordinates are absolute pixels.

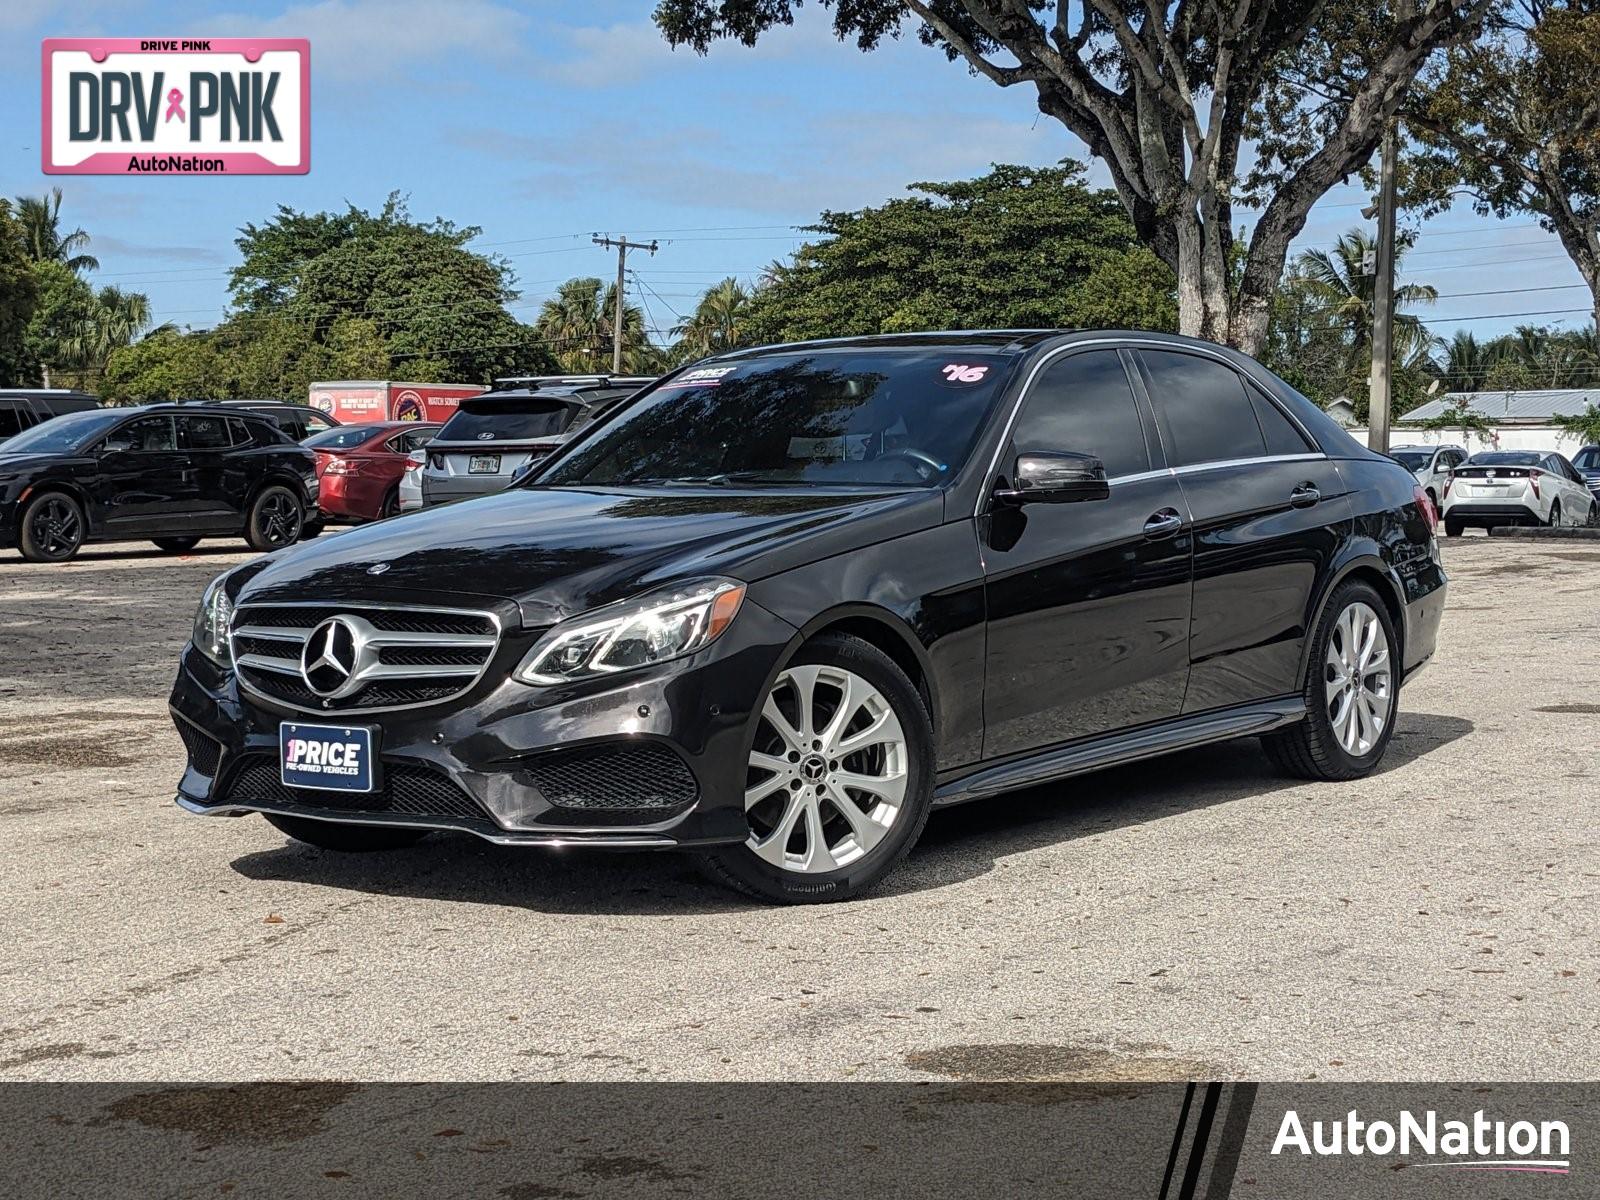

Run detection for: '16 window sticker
[[941, 363, 990, 384]]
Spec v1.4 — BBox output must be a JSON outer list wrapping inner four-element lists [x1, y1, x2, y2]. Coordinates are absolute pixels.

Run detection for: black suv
[[420, 376, 652, 506], [0, 389, 100, 443], [201, 400, 341, 442], [170, 332, 1447, 902], [1, 404, 319, 563]]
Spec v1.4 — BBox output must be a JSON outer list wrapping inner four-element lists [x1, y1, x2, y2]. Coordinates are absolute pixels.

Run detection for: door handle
[[1289, 483, 1321, 508], [1143, 508, 1183, 539]]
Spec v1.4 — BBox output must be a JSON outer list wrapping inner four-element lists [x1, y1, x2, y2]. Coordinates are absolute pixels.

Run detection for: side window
[[304, 411, 334, 434], [106, 415, 177, 452], [1011, 350, 1150, 478], [226, 418, 251, 446], [0, 402, 25, 439], [179, 414, 233, 450], [1140, 351, 1266, 467], [1246, 383, 1314, 455]]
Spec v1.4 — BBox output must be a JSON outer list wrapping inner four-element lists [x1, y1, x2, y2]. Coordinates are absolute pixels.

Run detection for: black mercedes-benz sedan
[[170, 331, 1447, 903], [0, 403, 319, 562]]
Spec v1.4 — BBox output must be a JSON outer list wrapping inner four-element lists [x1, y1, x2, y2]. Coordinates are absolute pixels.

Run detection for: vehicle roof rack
[[492, 374, 655, 389]]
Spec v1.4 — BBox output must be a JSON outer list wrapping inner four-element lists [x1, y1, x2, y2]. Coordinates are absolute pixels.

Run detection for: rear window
[[307, 425, 382, 450], [437, 399, 578, 443], [1466, 451, 1542, 466]]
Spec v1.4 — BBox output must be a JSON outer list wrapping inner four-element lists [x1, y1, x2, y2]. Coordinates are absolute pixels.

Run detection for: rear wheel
[[1264, 581, 1398, 781], [18, 491, 85, 563], [1444, 516, 1464, 537], [152, 536, 201, 554], [380, 485, 400, 519], [245, 485, 304, 551], [1548, 499, 1562, 528], [264, 813, 428, 852], [700, 633, 934, 904]]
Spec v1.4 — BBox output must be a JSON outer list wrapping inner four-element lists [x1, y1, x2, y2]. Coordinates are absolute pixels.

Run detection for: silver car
[[1389, 444, 1466, 511], [419, 377, 651, 507]]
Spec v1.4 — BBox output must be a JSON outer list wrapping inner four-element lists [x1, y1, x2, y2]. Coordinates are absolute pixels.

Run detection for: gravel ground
[[0, 534, 1595, 1082]]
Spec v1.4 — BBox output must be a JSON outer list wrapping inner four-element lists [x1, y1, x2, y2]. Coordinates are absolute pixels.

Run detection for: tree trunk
[[40, 363, 51, 388]]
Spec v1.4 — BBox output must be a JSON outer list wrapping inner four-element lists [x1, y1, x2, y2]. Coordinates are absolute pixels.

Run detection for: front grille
[[230, 602, 501, 713], [522, 743, 698, 824], [221, 756, 491, 823], [175, 719, 222, 778]]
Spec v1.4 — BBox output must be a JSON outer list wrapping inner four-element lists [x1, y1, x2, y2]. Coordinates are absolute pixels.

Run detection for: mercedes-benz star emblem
[[301, 617, 359, 699]]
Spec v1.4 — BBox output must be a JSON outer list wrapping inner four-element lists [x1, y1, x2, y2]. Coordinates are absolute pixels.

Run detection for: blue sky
[[3, 0, 1592, 357]]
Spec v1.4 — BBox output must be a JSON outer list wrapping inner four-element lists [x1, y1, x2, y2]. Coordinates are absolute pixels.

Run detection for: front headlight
[[516, 578, 746, 685], [192, 573, 235, 668]]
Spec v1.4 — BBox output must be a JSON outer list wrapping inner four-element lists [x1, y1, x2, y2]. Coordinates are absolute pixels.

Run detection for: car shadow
[[228, 711, 1474, 915]]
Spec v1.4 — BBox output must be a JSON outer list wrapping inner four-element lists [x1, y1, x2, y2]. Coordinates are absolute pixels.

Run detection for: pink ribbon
[[164, 88, 185, 123]]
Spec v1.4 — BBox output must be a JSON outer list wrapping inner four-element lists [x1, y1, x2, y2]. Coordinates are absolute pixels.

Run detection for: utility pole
[[1367, 118, 1399, 455], [592, 235, 657, 374]]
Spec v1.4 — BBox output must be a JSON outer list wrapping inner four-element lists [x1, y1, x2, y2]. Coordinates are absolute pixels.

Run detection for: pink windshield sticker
[[941, 364, 990, 384]]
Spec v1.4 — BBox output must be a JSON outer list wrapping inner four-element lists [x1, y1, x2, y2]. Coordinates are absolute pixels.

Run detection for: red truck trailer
[[308, 381, 484, 425]]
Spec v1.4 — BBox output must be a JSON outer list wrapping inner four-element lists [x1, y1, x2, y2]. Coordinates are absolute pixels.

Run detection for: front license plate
[[469, 455, 501, 474], [280, 722, 377, 792]]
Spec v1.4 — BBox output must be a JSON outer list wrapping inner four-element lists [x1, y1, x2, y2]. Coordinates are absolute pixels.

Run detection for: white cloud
[[542, 15, 859, 88], [214, 0, 530, 80]]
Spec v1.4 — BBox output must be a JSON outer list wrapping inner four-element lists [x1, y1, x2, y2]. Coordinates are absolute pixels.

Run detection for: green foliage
[[671, 277, 754, 363], [532, 277, 658, 373], [0, 200, 37, 385], [1551, 402, 1600, 444], [746, 163, 1176, 343], [15, 187, 98, 273], [1403, 394, 1496, 438]]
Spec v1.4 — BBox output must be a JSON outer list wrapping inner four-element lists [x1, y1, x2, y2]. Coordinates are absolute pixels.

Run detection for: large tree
[[747, 162, 1176, 341], [654, 0, 1491, 353], [533, 277, 656, 373], [14, 187, 98, 274], [1410, 1, 1600, 332], [0, 200, 37, 385]]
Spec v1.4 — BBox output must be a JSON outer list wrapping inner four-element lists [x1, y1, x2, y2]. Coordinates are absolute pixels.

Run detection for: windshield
[[1467, 451, 1542, 466], [540, 350, 1016, 488], [437, 398, 577, 443], [306, 425, 383, 450], [1573, 447, 1600, 470], [1390, 451, 1430, 471], [0, 409, 121, 454]]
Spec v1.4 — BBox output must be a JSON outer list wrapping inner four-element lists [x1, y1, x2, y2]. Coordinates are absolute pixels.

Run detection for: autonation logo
[[1273, 1108, 1571, 1175]]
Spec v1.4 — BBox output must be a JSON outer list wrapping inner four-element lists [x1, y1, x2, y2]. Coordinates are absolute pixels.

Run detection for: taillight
[[324, 457, 360, 475], [1442, 473, 1453, 499], [405, 450, 424, 474], [1414, 484, 1438, 532], [1528, 469, 1541, 498]]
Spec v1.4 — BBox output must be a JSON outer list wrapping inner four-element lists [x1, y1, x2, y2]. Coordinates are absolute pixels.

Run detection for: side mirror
[[997, 451, 1110, 505], [507, 461, 539, 489]]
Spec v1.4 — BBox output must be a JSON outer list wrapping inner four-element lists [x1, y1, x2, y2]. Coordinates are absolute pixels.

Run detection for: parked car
[[419, 376, 651, 507], [1571, 445, 1600, 510], [171, 331, 1446, 903], [307, 422, 441, 523], [1388, 444, 1466, 510], [398, 447, 426, 513], [0, 389, 99, 443], [1440, 449, 1596, 535], [212, 401, 340, 442], [0, 403, 319, 563]]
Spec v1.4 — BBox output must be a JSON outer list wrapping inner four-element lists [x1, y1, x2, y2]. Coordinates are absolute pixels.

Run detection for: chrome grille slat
[[230, 600, 503, 714]]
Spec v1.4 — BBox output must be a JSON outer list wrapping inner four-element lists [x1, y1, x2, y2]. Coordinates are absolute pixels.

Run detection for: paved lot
[[0, 534, 1595, 1082]]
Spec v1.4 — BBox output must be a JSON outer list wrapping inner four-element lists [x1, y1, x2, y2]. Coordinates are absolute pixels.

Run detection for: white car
[[398, 447, 426, 512], [1442, 449, 1596, 535], [1389, 444, 1466, 510]]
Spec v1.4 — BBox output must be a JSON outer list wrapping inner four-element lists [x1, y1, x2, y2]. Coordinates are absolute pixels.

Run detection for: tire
[[1444, 516, 1464, 537], [264, 813, 428, 852], [18, 491, 85, 563], [1547, 499, 1562, 528], [151, 536, 201, 554], [245, 485, 305, 551], [1263, 580, 1399, 782], [380, 486, 401, 519], [699, 632, 935, 904], [300, 520, 325, 540]]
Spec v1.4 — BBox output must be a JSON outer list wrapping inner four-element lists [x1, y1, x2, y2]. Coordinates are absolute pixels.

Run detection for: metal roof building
[[1402, 389, 1600, 424]]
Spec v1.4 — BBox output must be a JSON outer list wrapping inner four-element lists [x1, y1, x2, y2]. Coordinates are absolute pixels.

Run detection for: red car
[[307, 422, 442, 523]]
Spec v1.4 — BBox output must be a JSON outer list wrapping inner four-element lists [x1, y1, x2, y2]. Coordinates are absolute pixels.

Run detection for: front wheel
[[18, 491, 85, 563], [1264, 581, 1399, 781], [699, 633, 935, 904], [1548, 499, 1563, 528], [245, 485, 305, 551], [264, 813, 428, 852]]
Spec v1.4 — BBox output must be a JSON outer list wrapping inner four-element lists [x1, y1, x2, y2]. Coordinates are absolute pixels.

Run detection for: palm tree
[[48, 285, 157, 387], [1443, 330, 1490, 392], [1291, 229, 1437, 373], [672, 278, 753, 362], [533, 277, 653, 373], [15, 188, 98, 273]]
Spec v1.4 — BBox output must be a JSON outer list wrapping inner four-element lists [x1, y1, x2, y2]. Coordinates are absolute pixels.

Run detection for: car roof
[[458, 388, 624, 409]]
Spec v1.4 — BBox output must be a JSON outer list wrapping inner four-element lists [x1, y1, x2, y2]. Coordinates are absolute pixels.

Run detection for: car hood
[[0, 452, 71, 476], [241, 484, 942, 626]]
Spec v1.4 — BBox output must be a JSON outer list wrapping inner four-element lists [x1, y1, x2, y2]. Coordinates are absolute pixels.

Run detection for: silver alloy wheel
[[1324, 600, 1392, 756], [745, 663, 908, 874]]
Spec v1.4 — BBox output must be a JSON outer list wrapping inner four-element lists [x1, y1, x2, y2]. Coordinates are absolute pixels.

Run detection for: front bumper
[[169, 598, 799, 848]]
